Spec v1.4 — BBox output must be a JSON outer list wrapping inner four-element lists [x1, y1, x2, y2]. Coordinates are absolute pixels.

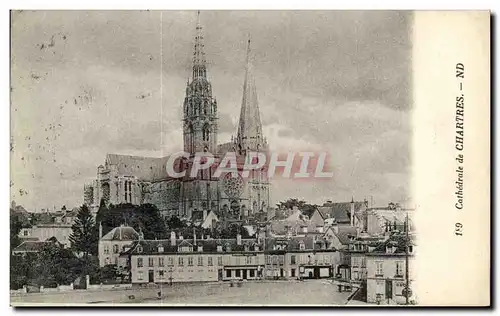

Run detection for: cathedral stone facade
[[84, 14, 271, 223]]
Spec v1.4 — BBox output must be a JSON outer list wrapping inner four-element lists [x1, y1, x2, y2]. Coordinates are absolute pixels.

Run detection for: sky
[[10, 10, 413, 211]]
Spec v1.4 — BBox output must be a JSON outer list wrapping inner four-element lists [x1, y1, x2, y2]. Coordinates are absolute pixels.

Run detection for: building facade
[[365, 235, 416, 304], [83, 14, 271, 223], [124, 232, 264, 284]]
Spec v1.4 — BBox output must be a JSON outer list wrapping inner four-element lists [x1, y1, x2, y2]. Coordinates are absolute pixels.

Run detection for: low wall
[[88, 283, 133, 291]]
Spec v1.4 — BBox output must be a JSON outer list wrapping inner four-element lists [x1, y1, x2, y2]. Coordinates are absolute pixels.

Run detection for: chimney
[[236, 233, 242, 245], [350, 197, 355, 227], [170, 231, 176, 246], [203, 209, 207, 220], [99, 222, 103, 240]]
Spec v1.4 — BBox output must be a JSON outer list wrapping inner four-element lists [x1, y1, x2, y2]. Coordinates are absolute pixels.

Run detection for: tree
[[131, 204, 168, 239], [277, 198, 318, 218], [69, 204, 98, 257], [166, 215, 186, 230], [10, 215, 23, 250]]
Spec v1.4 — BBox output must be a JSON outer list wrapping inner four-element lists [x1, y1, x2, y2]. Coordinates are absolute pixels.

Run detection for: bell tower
[[183, 11, 218, 156]]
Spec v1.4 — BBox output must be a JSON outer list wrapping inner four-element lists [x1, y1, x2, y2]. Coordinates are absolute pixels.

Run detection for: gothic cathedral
[[84, 13, 271, 224]]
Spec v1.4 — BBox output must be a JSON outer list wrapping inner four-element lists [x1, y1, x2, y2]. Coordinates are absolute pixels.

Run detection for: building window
[[361, 257, 366, 268], [23, 230, 28, 236], [236, 270, 241, 278], [158, 246, 164, 253], [149, 258, 154, 267], [396, 261, 404, 277], [299, 242, 305, 250], [197, 256, 203, 266], [137, 258, 143, 268], [178, 257, 184, 266], [113, 244, 119, 254], [159, 270, 164, 279], [208, 257, 213, 266], [138, 271, 144, 280], [137, 246, 143, 253], [291, 255, 296, 265], [217, 256, 223, 266], [168, 257, 174, 266], [246, 256, 252, 264], [188, 257, 193, 266], [159, 258, 165, 267], [217, 245, 223, 252], [250, 270, 255, 278], [376, 261, 383, 276], [104, 245, 109, 254], [226, 270, 231, 278], [291, 269, 296, 277]]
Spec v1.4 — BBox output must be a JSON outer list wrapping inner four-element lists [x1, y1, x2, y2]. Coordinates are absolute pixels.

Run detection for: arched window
[[203, 101, 208, 115], [202, 125, 210, 142], [189, 124, 194, 151]]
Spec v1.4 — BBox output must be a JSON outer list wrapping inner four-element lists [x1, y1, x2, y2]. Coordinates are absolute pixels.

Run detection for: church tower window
[[202, 124, 210, 142]]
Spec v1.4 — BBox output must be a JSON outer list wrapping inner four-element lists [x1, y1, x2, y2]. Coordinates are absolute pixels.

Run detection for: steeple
[[183, 10, 217, 155], [192, 10, 207, 80], [236, 37, 265, 154]]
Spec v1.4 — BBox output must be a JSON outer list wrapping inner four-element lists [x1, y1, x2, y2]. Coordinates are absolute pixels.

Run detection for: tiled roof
[[125, 238, 259, 255], [101, 226, 139, 241], [269, 219, 317, 235], [12, 239, 61, 253], [333, 231, 354, 245], [105, 154, 172, 181], [264, 236, 332, 252], [368, 234, 416, 255], [368, 208, 414, 228], [318, 201, 367, 223]]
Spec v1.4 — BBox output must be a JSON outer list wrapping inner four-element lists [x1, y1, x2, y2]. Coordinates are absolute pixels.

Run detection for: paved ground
[[11, 280, 353, 306]]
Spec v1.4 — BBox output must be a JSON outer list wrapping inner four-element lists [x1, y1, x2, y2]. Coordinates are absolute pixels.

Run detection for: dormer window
[[179, 246, 192, 253], [197, 246, 203, 252], [217, 245, 223, 252], [158, 246, 164, 253], [137, 245, 143, 253], [244, 245, 249, 252], [254, 245, 259, 251], [299, 242, 305, 251], [408, 245, 414, 254]]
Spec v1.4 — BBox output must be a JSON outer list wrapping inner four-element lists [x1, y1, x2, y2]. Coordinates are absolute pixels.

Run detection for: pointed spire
[[192, 10, 207, 80], [237, 36, 264, 152]]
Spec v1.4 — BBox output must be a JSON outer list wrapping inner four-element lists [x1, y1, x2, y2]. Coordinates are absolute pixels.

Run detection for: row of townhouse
[[99, 225, 343, 284], [123, 233, 265, 283]]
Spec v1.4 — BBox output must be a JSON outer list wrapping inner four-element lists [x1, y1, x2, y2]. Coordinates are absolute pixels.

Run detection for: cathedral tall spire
[[192, 10, 207, 79], [237, 37, 265, 153]]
